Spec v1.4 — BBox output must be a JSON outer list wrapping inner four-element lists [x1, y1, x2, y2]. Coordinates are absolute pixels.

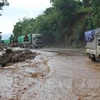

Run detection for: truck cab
[[85, 28, 100, 61], [32, 34, 44, 48]]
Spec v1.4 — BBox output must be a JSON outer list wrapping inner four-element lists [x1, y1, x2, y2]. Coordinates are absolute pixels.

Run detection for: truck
[[18, 33, 44, 48], [85, 28, 100, 61], [2, 39, 18, 47], [10, 40, 18, 47], [3, 39, 10, 46]]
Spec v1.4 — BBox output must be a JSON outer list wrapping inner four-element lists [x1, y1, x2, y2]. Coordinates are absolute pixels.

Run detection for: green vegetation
[[0, 0, 9, 16], [13, 0, 100, 47]]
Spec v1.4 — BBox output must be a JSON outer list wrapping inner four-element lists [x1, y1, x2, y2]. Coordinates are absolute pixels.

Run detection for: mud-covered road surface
[[0, 48, 100, 100]]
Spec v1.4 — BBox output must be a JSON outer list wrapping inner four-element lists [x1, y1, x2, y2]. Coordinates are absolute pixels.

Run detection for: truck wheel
[[40, 46, 42, 48], [88, 54, 91, 59], [35, 46, 38, 48], [31, 45, 34, 48], [91, 57, 96, 62]]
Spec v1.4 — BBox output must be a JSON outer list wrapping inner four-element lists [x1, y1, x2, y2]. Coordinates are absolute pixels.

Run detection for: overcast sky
[[0, 0, 51, 39]]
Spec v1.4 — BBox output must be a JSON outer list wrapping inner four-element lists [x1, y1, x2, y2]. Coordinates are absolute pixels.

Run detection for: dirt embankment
[[0, 49, 38, 67]]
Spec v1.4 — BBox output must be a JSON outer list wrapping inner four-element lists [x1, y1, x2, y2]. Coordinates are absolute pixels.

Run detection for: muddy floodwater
[[0, 48, 100, 100]]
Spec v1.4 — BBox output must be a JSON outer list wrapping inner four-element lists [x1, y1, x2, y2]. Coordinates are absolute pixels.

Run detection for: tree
[[0, 0, 9, 15], [14, 0, 100, 45], [13, 21, 23, 38], [13, 18, 36, 38], [82, 0, 91, 7], [9, 34, 15, 40], [51, 0, 78, 39]]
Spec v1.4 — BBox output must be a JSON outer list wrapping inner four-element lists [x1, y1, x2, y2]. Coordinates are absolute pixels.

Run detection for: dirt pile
[[0, 49, 37, 67]]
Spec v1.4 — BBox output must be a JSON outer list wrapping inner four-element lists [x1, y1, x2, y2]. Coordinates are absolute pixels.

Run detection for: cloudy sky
[[0, 0, 51, 39]]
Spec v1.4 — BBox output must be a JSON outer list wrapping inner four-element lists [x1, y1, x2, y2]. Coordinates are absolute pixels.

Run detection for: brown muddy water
[[0, 48, 100, 100]]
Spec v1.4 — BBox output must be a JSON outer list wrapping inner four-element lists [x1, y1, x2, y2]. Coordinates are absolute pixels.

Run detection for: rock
[[6, 49, 12, 53]]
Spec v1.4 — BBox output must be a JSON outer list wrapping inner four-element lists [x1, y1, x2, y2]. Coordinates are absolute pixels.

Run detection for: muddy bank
[[0, 53, 50, 100], [0, 49, 37, 67]]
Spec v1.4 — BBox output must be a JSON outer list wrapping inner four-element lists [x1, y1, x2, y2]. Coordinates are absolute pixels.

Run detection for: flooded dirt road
[[0, 48, 100, 100]]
